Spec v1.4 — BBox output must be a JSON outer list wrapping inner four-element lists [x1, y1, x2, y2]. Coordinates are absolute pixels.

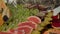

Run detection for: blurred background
[[4, 0, 60, 9]]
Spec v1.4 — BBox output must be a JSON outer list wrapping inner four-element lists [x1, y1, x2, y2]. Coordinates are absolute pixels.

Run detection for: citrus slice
[[27, 16, 41, 24], [18, 21, 37, 29]]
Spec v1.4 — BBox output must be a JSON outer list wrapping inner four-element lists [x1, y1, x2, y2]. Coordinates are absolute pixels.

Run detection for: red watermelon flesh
[[17, 26, 33, 34], [8, 29, 24, 34], [27, 16, 41, 24], [18, 21, 37, 29], [0, 32, 11, 34]]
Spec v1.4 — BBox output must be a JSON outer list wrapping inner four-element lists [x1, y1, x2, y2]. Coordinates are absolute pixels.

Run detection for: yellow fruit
[[31, 30, 40, 34], [0, 14, 4, 25], [43, 29, 60, 34]]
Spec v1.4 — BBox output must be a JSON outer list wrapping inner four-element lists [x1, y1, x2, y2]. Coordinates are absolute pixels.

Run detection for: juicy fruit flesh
[[17, 26, 33, 34], [27, 16, 41, 24], [8, 29, 15, 33], [0, 32, 11, 34], [8, 21, 37, 34], [17, 30, 25, 34], [8, 29, 25, 34], [52, 22, 60, 27], [18, 21, 37, 29]]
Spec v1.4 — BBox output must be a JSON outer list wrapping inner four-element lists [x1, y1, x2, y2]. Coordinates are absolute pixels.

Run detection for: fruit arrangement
[[0, 0, 60, 34], [0, 11, 57, 34], [0, 16, 41, 34]]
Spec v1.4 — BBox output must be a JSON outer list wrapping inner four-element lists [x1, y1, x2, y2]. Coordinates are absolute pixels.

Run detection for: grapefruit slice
[[27, 16, 41, 24], [8, 29, 25, 34], [18, 21, 37, 29], [17, 26, 33, 34], [0, 32, 11, 34]]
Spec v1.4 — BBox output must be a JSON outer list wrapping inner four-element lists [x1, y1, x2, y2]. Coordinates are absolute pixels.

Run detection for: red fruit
[[27, 16, 41, 24], [52, 15, 58, 20], [17, 30, 25, 34], [0, 32, 11, 34], [52, 16, 60, 28], [8, 29, 24, 34], [17, 26, 33, 34], [18, 21, 37, 29], [8, 29, 15, 33], [52, 21, 60, 28]]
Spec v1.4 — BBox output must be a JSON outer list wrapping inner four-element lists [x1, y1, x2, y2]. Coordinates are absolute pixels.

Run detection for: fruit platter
[[0, 0, 60, 34]]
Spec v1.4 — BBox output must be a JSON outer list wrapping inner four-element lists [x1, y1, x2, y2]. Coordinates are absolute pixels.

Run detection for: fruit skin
[[18, 21, 37, 29], [17, 26, 33, 34], [27, 16, 41, 24]]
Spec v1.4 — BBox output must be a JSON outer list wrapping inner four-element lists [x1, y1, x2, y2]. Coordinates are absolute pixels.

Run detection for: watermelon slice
[[8, 29, 25, 34], [0, 32, 11, 34], [17, 26, 33, 34], [27, 16, 41, 24], [18, 21, 37, 29]]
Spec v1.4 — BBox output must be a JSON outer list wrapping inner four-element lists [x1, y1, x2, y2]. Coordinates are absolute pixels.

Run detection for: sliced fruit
[[0, 32, 11, 34], [17, 30, 25, 34], [8, 29, 25, 34], [43, 29, 60, 34], [8, 29, 15, 33], [18, 21, 37, 29], [52, 22, 60, 28], [17, 26, 33, 34], [52, 17, 60, 28], [27, 16, 41, 24]]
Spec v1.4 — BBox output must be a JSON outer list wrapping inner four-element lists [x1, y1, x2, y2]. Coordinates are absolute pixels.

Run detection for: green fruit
[[31, 30, 40, 34]]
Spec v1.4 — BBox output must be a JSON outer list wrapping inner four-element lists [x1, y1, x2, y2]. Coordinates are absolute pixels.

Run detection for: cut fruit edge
[[7, 28, 25, 34], [27, 16, 41, 24], [16, 25, 33, 34], [18, 21, 37, 29]]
